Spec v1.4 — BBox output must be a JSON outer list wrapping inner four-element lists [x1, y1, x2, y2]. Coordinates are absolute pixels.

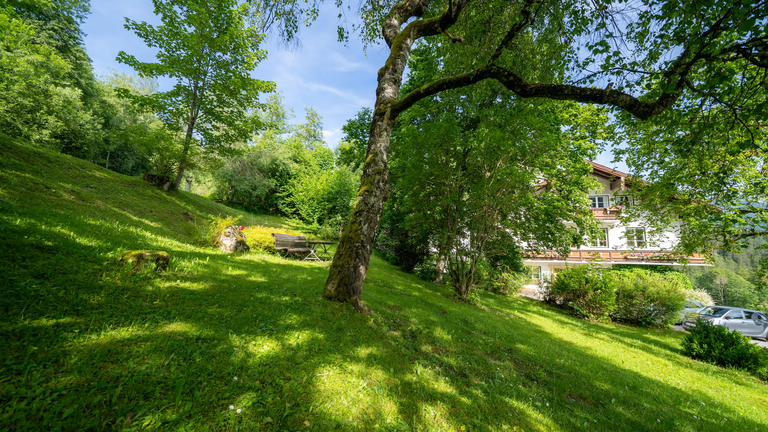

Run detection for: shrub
[[548, 265, 616, 320], [487, 270, 528, 295], [241, 225, 302, 253], [684, 288, 715, 306], [681, 319, 768, 379], [610, 269, 687, 327]]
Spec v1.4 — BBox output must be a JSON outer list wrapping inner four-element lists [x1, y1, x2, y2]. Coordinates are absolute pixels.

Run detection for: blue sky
[[81, 0, 623, 171], [82, 1, 388, 147]]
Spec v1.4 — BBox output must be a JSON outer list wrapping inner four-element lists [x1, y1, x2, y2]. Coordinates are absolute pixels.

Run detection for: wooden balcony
[[590, 207, 622, 220], [523, 250, 709, 265]]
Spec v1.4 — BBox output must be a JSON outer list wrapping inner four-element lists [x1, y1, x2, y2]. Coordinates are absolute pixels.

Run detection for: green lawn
[[1, 136, 767, 431]]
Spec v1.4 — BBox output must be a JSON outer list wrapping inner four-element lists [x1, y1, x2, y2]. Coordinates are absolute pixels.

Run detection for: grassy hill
[[1, 136, 767, 432]]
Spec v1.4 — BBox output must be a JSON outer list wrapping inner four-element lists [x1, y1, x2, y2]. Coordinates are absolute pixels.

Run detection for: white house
[[522, 161, 710, 295]]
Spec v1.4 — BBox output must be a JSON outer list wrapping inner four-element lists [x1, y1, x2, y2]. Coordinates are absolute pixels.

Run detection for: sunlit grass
[[1, 136, 768, 431]]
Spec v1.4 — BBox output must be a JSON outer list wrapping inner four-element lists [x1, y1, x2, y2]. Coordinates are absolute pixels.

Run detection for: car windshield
[[700, 307, 729, 317]]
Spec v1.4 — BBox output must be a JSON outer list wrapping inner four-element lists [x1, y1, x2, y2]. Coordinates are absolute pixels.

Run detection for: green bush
[[681, 319, 768, 379], [487, 270, 528, 295], [548, 265, 616, 321], [610, 269, 688, 327], [241, 225, 302, 253]]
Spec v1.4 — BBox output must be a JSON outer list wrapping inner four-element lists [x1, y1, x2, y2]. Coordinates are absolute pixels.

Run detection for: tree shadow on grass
[[2, 217, 768, 431]]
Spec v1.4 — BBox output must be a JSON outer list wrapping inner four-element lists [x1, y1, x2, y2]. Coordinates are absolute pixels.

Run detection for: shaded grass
[[1, 136, 767, 431]]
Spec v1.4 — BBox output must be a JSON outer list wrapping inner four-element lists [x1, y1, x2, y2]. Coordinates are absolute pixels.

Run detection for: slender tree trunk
[[172, 136, 192, 191], [173, 107, 197, 191], [434, 253, 447, 284]]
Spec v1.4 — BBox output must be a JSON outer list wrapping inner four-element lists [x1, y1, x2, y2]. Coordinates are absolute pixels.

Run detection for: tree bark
[[322, 110, 396, 311], [172, 135, 192, 191], [434, 253, 447, 284]]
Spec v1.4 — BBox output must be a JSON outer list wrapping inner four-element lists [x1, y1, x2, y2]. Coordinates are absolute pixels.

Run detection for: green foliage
[[385, 42, 609, 298], [682, 319, 768, 379], [213, 149, 288, 211], [241, 225, 301, 253], [374, 212, 432, 273], [117, 0, 274, 188], [610, 269, 688, 327], [0, 8, 95, 146], [486, 270, 528, 296], [693, 267, 761, 309], [335, 107, 371, 171], [547, 266, 616, 321]]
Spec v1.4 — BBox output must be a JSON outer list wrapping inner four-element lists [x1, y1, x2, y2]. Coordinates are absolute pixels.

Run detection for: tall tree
[[249, 0, 768, 310], [117, 0, 274, 190]]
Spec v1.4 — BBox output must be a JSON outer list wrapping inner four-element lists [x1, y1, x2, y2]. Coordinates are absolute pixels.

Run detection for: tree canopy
[[278, 0, 768, 310]]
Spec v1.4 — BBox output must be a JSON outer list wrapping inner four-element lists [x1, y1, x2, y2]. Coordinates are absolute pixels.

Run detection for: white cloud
[[323, 129, 343, 147]]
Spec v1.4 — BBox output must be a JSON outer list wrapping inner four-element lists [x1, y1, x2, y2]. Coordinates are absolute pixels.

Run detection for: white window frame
[[528, 266, 542, 282], [589, 195, 610, 208], [625, 227, 647, 248], [590, 228, 609, 248]]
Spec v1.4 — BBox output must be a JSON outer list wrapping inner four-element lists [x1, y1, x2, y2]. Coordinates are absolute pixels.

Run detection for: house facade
[[522, 161, 710, 294]]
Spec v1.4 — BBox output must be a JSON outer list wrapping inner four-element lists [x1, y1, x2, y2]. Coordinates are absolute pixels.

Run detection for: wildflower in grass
[[229, 405, 234, 410], [236, 409, 241, 414], [233, 376, 238, 381]]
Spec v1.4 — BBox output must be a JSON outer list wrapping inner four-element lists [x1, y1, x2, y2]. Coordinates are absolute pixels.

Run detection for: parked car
[[682, 306, 768, 340], [677, 300, 706, 324]]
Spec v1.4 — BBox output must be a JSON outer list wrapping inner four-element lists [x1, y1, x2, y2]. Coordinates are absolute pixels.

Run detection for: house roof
[[587, 161, 630, 181], [536, 161, 640, 191]]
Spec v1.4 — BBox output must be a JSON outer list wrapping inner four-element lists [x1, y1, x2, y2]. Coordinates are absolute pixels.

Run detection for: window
[[528, 266, 542, 282], [589, 195, 609, 208], [744, 311, 754, 320], [700, 307, 729, 317], [625, 228, 646, 248], [589, 228, 609, 248], [727, 310, 744, 319]]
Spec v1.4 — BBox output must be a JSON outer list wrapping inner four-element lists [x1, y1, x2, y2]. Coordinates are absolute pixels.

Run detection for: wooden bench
[[271, 233, 320, 261]]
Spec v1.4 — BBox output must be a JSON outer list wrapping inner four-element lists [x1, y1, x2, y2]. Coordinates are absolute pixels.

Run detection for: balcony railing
[[590, 207, 622, 219], [523, 249, 708, 265]]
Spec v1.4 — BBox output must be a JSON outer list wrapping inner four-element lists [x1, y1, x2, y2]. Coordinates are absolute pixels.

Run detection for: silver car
[[683, 306, 768, 340]]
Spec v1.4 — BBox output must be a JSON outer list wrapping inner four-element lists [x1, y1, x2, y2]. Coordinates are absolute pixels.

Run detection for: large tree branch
[[382, 0, 431, 47], [391, 64, 680, 119]]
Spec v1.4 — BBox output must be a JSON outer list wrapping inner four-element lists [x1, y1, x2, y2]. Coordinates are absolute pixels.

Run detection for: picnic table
[[271, 234, 337, 261], [306, 240, 337, 261]]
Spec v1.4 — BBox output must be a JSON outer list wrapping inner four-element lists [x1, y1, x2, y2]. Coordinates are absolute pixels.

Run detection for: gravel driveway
[[673, 325, 768, 349]]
